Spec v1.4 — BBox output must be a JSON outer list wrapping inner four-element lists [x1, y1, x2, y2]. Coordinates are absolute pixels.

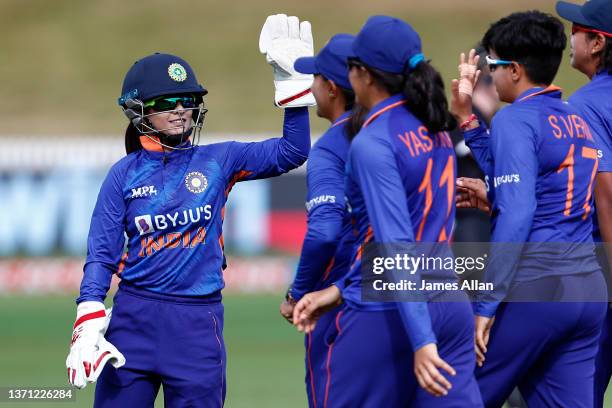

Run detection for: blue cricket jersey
[[289, 112, 355, 301], [77, 108, 310, 303], [569, 71, 612, 242], [474, 87, 601, 317], [337, 94, 458, 350]]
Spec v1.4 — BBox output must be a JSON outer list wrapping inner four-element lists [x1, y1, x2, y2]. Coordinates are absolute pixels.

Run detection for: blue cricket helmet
[[118, 53, 208, 106]]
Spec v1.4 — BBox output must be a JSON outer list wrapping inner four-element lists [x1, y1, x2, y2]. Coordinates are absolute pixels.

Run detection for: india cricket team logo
[[134, 215, 154, 236], [168, 63, 187, 82], [185, 171, 208, 194]]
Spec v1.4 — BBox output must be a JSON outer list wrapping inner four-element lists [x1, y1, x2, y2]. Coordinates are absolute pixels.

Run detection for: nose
[[173, 102, 185, 115]]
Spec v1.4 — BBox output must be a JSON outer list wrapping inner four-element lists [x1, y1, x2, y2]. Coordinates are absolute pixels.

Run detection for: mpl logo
[[131, 185, 158, 198], [135, 215, 154, 235]]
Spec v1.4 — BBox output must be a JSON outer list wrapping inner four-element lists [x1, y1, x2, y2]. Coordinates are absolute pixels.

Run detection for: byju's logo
[[135, 215, 154, 235], [133, 205, 213, 236], [131, 185, 158, 198]]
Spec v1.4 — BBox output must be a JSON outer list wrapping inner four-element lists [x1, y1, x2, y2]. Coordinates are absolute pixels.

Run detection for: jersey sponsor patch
[[185, 172, 208, 194], [131, 185, 158, 198], [134, 205, 213, 236], [493, 174, 520, 188], [305, 194, 336, 211], [135, 215, 154, 235]]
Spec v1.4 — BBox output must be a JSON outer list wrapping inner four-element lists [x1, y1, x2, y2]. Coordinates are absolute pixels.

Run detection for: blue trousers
[[475, 272, 607, 408], [304, 305, 340, 408], [319, 297, 483, 408], [594, 308, 611, 408], [94, 283, 226, 408]]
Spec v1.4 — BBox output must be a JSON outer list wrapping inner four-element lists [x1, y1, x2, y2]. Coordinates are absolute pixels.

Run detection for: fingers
[[474, 69, 482, 86], [475, 344, 486, 367], [457, 177, 484, 191], [292, 296, 311, 331], [474, 324, 488, 367], [435, 356, 457, 377], [416, 363, 450, 397], [300, 21, 313, 45], [468, 48, 477, 65], [287, 16, 300, 40], [279, 301, 294, 324], [293, 297, 322, 333], [273, 14, 288, 40]]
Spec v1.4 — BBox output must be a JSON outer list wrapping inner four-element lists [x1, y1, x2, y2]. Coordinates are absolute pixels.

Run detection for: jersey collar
[[593, 69, 612, 82], [331, 111, 351, 128], [362, 94, 406, 128], [516, 85, 562, 103], [139, 135, 193, 162]]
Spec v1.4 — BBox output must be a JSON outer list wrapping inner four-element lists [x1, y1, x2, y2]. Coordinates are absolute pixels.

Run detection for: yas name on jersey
[[397, 127, 453, 158]]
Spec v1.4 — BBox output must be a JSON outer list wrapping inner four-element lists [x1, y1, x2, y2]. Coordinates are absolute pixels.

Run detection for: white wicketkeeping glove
[[66, 301, 125, 389], [259, 14, 316, 108]]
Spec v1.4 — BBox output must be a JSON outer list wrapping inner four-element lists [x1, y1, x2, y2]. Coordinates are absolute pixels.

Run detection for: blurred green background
[[0, 0, 589, 136], [1, 1, 610, 407]]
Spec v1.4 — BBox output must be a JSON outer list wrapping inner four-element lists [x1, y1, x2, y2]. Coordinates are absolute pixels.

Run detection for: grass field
[[0, 0, 589, 136], [0, 294, 610, 407], [0, 294, 307, 408]]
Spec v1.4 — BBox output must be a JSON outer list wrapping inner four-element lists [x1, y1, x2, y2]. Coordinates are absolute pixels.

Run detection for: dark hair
[[587, 33, 612, 74], [345, 104, 369, 141], [362, 61, 456, 133], [482, 11, 567, 85], [125, 122, 143, 154], [339, 86, 356, 112]]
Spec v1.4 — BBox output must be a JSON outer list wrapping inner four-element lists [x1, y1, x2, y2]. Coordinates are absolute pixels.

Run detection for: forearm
[[463, 123, 493, 176], [291, 236, 339, 300], [76, 262, 114, 304], [277, 107, 310, 170], [476, 210, 532, 317]]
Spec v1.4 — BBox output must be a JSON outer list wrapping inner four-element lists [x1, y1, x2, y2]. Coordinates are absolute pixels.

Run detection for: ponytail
[[403, 61, 457, 133], [364, 61, 457, 133], [124, 123, 143, 155], [345, 104, 369, 141]]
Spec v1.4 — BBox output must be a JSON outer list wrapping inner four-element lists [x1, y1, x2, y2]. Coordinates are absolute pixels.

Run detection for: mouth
[[169, 118, 187, 126]]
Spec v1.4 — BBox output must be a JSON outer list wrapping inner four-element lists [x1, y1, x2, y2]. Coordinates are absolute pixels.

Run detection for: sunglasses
[[571, 23, 612, 38], [144, 95, 200, 111], [485, 55, 514, 72]]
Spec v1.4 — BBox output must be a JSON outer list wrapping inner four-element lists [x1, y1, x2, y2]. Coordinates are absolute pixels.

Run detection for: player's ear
[[327, 80, 338, 98], [591, 33, 606, 56], [510, 62, 522, 83]]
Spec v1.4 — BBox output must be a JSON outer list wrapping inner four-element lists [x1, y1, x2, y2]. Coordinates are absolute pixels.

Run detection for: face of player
[[146, 102, 194, 137], [487, 50, 514, 104], [311, 74, 332, 119], [570, 30, 595, 74]]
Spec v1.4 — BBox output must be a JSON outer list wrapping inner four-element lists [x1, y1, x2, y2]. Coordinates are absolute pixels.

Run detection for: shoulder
[[570, 82, 612, 117], [313, 126, 350, 158], [491, 104, 538, 145], [569, 82, 593, 106], [492, 103, 536, 128], [108, 152, 138, 176]]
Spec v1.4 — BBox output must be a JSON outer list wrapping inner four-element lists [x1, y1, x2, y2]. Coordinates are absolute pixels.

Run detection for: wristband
[[460, 114, 478, 130]]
